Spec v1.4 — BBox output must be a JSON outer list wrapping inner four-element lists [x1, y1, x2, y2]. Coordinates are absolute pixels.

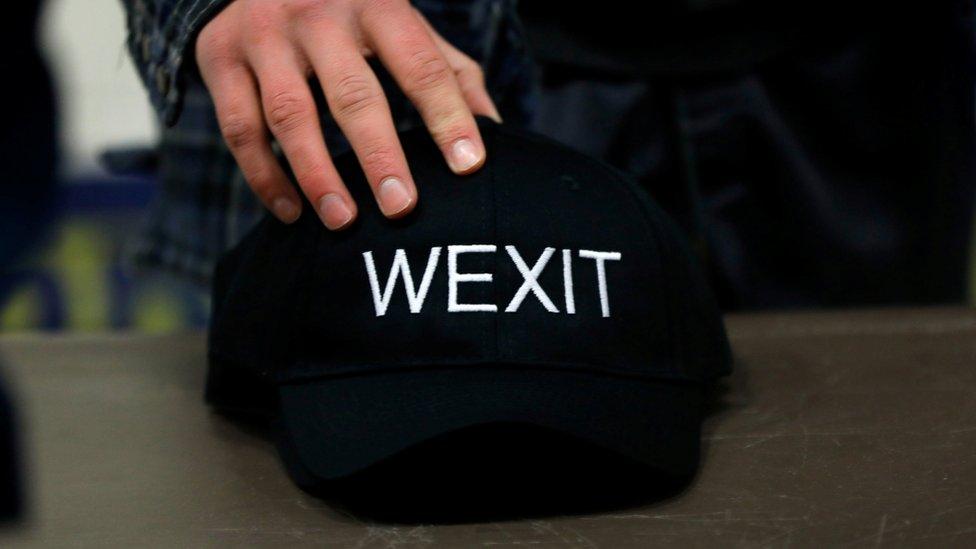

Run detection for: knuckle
[[196, 25, 222, 53], [330, 73, 381, 119], [307, 13, 343, 37], [245, 171, 277, 199], [404, 49, 452, 93], [201, 51, 237, 73], [265, 91, 310, 135], [196, 29, 236, 69], [462, 61, 484, 84], [456, 64, 485, 97], [242, 2, 282, 41], [425, 106, 468, 140], [433, 125, 468, 147], [219, 115, 259, 148], [291, 155, 330, 187], [362, 0, 398, 15], [360, 143, 399, 177], [282, 0, 329, 22]]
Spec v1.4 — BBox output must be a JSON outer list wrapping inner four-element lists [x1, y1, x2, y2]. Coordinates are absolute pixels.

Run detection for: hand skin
[[195, 0, 501, 230]]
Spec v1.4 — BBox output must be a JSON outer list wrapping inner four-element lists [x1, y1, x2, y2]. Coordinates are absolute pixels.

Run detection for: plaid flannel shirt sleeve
[[123, 0, 535, 286], [121, 0, 233, 125]]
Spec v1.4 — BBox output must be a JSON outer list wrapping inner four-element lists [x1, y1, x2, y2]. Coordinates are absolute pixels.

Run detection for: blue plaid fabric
[[121, 0, 535, 284]]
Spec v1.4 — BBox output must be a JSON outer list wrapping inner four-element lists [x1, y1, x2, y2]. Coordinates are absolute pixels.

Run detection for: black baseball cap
[[206, 118, 731, 487]]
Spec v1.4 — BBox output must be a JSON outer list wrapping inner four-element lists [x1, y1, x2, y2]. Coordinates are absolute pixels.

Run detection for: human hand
[[195, 0, 500, 229]]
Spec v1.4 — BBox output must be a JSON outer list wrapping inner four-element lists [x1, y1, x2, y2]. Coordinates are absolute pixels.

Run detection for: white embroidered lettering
[[505, 246, 559, 313], [562, 249, 575, 314], [363, 247, 442, 316], [447, 245, 498, 313], [362, 245, 621, 317], [578, 249, 621, 317]]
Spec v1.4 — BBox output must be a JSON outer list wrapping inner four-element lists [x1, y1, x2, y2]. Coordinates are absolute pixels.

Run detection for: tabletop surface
[[0, 308, 974, 547]]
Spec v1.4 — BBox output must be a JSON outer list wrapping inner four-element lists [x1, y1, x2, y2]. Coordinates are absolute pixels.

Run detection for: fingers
[[299, 24, 416, 218], [198, 35, 301, 224], [414, 9, 501, 123], [248, 42, 357, 230], [198, 0, 499, 231], [361, 2, 487, 175]]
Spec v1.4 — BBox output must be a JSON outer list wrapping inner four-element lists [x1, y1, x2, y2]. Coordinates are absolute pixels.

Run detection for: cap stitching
[[488, 127, 502, 362]]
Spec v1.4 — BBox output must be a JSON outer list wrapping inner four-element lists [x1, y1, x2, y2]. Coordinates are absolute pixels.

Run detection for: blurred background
[[1, 0, 208, 332], [3, 1, 976, 333]]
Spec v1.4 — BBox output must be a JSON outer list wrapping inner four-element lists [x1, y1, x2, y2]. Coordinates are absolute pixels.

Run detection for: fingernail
[[317, 193, 354, 230], [271, 197, 300, 223], [448, 138, 483, 174], [378, 177, 413, 217], [487, 105, 503, 123]]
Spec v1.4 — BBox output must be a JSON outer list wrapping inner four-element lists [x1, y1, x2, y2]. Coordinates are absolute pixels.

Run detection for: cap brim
[[276, 367, 703, 483]]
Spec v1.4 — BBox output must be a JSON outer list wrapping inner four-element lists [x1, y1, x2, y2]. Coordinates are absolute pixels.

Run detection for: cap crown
[[209, 122, 731, 388]]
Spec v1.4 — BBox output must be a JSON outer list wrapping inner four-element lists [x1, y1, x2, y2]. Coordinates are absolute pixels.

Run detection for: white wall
[[41, 0, 159, 176]]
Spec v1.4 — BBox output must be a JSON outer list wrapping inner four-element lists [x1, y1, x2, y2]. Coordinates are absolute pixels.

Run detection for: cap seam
[[577, 159, 683, 377], [489, 127, 502, 363], [491, 123, 685, 375]]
